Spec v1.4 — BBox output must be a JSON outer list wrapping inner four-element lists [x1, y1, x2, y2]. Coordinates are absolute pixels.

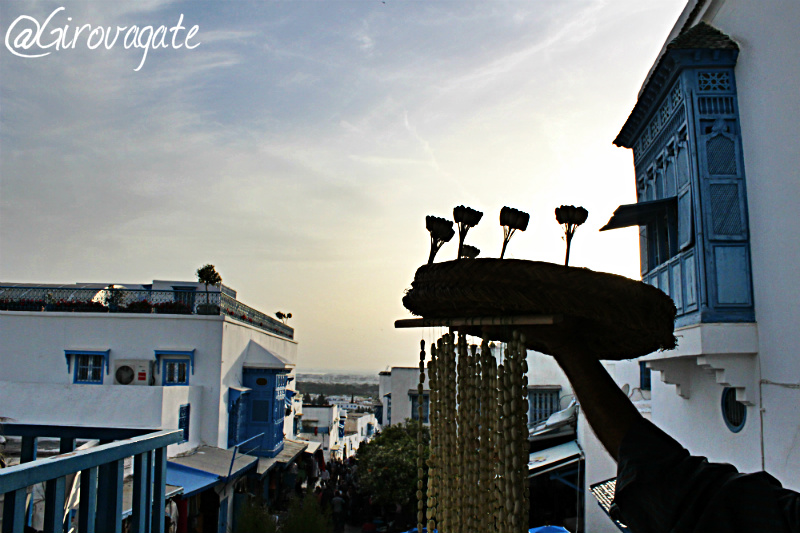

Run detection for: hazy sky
[[0, 0, 685, 373]]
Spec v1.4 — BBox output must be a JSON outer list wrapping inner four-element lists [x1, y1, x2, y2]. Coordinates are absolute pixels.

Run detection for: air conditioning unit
[[114, 360, 154, 386]]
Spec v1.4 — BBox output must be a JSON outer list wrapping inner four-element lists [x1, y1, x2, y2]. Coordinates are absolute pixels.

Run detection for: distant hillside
[[297, 381, 379, 400]]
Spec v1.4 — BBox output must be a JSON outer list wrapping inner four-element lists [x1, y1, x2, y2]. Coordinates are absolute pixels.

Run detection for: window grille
[[75, 354, 104, 384], [721, 388, 746, 432], [710, 183, 742, 235], [707, 135, 737, 175], [164, 361, 189, 385], [698, 96, 735, 115], [527, 388, 561, 424], [698, 71, 731, 92]]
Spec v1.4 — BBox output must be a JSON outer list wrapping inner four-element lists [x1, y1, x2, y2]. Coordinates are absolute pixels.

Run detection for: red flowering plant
[[122, 300, 153, 313], [0, 299, 45, 311], [51, 300, 106, 312], [153, 301, 192, 315]]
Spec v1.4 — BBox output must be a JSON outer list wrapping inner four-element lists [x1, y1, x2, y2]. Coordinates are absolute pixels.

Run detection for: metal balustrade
[[227, 432, 264, 478], [0, 425, 183, 533], [0, 285, 293, 340]]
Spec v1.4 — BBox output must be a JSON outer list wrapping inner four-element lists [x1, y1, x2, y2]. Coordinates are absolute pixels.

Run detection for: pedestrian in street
[[331, 490, 347, 533]]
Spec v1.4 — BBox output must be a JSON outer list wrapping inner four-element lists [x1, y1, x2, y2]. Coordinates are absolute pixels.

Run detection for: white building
[[378, 367, 426, 426], [343, 412, 378, 456], [298, 404, 345, 461], [379, 352, 573, 429], [0, 279, 300, 531], [583, 1, 800, 530]]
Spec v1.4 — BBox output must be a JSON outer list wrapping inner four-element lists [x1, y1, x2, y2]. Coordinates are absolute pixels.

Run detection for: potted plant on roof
[[196, 264, 222, 315]]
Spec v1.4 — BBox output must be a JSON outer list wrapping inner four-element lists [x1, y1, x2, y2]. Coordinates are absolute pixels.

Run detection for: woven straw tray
[[401, 259, 676, 361]]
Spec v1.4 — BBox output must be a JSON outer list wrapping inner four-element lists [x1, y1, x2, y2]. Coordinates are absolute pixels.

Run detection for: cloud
[[1, 0, 685, 371]]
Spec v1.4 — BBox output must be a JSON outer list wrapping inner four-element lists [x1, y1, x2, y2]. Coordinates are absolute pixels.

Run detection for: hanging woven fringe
[[419, 331, 530, 533]]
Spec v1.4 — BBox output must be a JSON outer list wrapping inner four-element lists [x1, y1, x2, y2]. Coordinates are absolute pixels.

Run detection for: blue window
[[179, 404, 190, 442], [409, 393, 429, 423], [163, 359, 189, 386], [610, 25, 754, 327], [252, 400, 270, 422], [155, 350, 195, 381], [528, 388, 561, 425], [721, 388, 746, 433], [74, 354, 105, 384], [639, 361, 652, 391]]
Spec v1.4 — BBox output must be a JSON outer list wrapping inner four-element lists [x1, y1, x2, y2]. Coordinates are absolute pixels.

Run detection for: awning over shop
[[590, 478, 629, 531], [256, 439, 308, 476], [302, 440, 321, 454], [169, 445, 258, 485], [529, 401, 578, 445], [278, 439, 308, 465], [528, 441, 583, 479], [600, 197, 676, 231], [165, 462, 220, 498], [122, 480, 183, 518]]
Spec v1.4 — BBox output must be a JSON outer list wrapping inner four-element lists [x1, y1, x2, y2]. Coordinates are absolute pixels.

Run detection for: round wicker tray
[[402, 259, 676, 360]]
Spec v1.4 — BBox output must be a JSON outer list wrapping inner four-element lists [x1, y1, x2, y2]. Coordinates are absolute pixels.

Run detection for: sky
[[0, 0, 687, 373]]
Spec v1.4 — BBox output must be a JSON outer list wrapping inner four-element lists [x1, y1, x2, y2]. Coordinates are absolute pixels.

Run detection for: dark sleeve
[[613, 417, 800, 533]]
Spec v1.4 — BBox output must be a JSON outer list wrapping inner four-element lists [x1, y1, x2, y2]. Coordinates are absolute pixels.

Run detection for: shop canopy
[[600, 197, 677, 231], [528, 441, 582, 479], [166, 445, 259, 496]]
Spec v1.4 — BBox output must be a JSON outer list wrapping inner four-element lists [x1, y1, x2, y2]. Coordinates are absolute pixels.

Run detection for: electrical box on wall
[[114, 359, 154, 386]]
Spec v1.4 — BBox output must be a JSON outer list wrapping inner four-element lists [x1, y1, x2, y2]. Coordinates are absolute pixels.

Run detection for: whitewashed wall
[[0, 312, 223, 451], [526, 351, 574, 401], [217, 316, 298, 448], [577, 414, 619, 533], [619, 0, 800, 491], [0, 381, 203, 455], [387, 367, 422, 425], [0, 310, 297, 455], [702, 0, 800, 490]]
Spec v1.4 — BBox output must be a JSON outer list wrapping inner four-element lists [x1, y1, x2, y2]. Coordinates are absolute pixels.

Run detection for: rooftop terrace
[[0, 282, 294, 340]]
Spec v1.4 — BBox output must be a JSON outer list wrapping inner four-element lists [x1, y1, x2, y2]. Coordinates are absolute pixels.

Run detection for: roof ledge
[[644, 323, 758, 404], [613, 22, 738, 148]]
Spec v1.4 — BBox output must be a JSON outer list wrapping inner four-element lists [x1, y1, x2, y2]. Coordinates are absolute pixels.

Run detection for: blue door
[[242, 368, 287, 457]]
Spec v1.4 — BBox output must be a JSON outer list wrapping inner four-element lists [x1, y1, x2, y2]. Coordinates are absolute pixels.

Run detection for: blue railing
[[0, 285, 293, 340], [0, 424, 183, 533], [227, 432, 265, 478]]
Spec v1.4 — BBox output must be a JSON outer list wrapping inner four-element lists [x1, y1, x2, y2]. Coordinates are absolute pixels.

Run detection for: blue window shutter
[[179, 404, 190, 442], [639, 226, 649, 276], [678, 188, 693, 250], [639, 362, 652, 391]]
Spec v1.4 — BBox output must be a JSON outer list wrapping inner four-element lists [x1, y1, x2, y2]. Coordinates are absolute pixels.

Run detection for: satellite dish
[[620, 384, 630, 396]]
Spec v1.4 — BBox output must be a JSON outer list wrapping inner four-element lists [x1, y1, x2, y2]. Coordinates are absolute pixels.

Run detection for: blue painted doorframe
[[218, 497, 229, 533], [242, 368, 287, 457]]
